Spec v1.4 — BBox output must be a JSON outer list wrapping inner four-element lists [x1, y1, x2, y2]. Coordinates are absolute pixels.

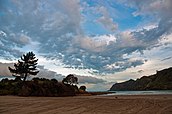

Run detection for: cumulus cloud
[[97, 6, 118, 32], [0, 31, 7, 37], [117, 31, 144, 48], [0, 0, 82, 56], [104, 58, 146, 73], [130, 0, 172, 19], [74, 34, 117, 52], [0, 30, 33, 60], [122, 0, 172, 47], [0, 0, 172, 76]]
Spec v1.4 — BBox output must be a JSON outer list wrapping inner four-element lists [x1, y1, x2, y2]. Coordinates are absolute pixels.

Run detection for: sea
[[104, 90, 172, 96]]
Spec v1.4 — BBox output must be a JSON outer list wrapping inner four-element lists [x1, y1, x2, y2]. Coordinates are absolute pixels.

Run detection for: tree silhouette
[[79, 86, 86, 91], [8, 52, 39, 81], [62, 74, 78, 85]]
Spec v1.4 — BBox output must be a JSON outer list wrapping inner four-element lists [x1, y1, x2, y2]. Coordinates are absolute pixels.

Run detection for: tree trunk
[[23, 73, 27, 82]]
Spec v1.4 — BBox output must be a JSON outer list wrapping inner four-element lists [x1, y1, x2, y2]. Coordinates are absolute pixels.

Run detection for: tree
[[79, 86, 86, 91], [8, 52, 39, 81], [62, 74, 78, 85]]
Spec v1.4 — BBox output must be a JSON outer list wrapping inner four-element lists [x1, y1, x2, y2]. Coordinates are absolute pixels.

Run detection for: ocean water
[[106, 90, 172, 96]]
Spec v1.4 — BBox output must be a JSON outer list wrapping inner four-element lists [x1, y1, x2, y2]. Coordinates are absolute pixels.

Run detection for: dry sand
[[0, 95, 172, 114]]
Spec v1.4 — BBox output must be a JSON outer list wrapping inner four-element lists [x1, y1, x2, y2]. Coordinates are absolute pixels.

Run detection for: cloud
[[130, 0, 172, 19], [161, 56, 172, 61], [76, 75, 106, 84], [106, 37, 172, 83], [122, 0, 172, 47], [137, 70, 144, 73], [0, 0, 172, 76], [0, 31, 7, 37], [97, 6, 118, 32], [74, 35, 116, 52], [117, 31, 144, 48], [0, 62, 64, 81], [0, 62, 13, 76], [104, 58, 146, 74], [75, 74, 115, 91], [36, 66, 64, 80], [83, 82, 115, 91], [18, 34, 30, 44], [0, 0, 82, 57], [0, 30, 27, 59]]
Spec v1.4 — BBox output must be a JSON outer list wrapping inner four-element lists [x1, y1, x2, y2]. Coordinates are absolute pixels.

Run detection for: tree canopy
[[62, 74, 78, 85], [79, 86, 86, 91], [8, 52, 39, 81]]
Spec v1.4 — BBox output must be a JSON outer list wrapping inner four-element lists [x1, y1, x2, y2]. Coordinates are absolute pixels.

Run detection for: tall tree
[[8, 52, 39, 81]]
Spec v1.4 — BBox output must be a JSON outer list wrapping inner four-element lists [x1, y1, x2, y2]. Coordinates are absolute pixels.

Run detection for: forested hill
[[110, 67, 172, 91]]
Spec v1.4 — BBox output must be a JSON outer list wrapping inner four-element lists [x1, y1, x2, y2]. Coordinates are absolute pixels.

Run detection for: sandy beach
[[0, 95, 172, 114]]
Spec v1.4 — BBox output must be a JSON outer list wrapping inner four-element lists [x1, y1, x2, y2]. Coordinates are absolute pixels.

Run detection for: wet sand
[[0, 95, 172, 114]]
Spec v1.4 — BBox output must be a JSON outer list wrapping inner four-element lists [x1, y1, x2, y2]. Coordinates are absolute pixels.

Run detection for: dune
[[0, 95, 172, 114]]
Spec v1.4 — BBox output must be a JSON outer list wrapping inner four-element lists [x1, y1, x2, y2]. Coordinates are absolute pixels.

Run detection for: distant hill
[[110, 67, 172, 91]]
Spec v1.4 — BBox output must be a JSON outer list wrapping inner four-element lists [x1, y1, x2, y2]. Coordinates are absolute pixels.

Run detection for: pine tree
[[8, 52, 39, 81]]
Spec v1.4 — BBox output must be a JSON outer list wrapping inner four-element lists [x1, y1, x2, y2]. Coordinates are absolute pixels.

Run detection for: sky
[[0, 0, 172, 91]]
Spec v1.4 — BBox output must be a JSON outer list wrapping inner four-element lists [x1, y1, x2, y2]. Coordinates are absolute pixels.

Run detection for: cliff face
[[110, 67, 172, 91]]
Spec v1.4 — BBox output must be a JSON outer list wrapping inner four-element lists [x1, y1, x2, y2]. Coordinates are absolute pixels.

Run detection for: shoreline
[[1, 94, 172, 114], [77, 90, 172, 96], [76, 91, 116, 96]]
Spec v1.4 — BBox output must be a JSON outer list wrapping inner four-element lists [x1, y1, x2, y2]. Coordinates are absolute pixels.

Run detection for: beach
[[0, 95, 172, 114]]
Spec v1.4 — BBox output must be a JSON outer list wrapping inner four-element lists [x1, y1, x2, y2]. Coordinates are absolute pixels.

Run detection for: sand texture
[[0, 95, 172, 114]]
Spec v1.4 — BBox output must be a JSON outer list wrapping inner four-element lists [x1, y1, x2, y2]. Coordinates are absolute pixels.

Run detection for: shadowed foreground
[[0, 95, 172, 114]]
